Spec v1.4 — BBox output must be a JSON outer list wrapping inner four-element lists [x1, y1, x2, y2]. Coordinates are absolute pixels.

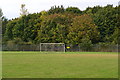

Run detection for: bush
[[80, 36, 93, 51]]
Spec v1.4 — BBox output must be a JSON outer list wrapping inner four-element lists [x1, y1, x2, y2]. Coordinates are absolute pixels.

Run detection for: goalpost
[[40, 43, 65, 52]]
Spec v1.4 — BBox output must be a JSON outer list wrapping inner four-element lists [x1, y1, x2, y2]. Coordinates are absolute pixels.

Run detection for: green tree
[[13, 13, 41, 43], [48, 5, 65, 14], [111, 27, 120, 44], [3, 5, 119, 45], [36, 13, 75, 43], [66, 7, 82, 14], [5, 19, 18, 40], [2, 17, 8, 36], [93, 5, 118, 43], [80, 35, 93, 51]]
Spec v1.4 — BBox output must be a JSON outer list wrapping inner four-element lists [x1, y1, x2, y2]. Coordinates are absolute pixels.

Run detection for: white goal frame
[[40, 43, 65, 52]]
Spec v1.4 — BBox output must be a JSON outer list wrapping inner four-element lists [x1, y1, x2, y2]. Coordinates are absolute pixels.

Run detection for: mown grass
[[2, 51, 118, 78]]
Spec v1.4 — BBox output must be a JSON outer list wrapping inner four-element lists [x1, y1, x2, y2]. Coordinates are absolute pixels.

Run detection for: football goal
[[40, 43, 65, 52]]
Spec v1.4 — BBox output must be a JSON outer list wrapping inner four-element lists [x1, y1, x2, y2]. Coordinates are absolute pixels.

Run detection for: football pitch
[[2, 51, 118, 78]]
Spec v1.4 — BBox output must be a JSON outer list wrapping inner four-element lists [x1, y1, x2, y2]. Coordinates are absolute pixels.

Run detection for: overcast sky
[[0, 0, 119, 19]]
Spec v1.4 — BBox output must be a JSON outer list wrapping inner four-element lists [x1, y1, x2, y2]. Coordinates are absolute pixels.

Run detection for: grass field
[[2, 51, 118, 78]]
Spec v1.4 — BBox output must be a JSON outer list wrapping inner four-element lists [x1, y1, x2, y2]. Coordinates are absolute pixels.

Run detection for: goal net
[[40, 43, 65, 52]]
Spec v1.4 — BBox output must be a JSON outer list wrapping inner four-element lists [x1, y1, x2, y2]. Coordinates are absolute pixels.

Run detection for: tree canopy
[[2, 5, 119, 45]]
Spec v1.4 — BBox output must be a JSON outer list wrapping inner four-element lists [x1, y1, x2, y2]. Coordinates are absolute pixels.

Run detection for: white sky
[[0, 0, 119, 19]]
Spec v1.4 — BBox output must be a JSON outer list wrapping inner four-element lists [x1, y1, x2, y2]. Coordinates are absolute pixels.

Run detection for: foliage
[[93, 5, 118, 42], [2, 17, 8, 36], [68, 14, 99, 44], [66, 7, 82, 14], [4, 19, 18, 40], [111, 27, 120, 44], [2, 5, 119, 46], [20, 4, 29, 17], [0, 8, 3, 18], [80, 35, 93, 51], [48, 5, 65, 14]]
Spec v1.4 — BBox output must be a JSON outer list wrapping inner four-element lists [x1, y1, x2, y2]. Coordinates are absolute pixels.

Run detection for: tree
[[48, 5, 65, 14], [0, 8, 3, 45], [83, 7, 92, 14], [83, 6, 102, 14], [5, 20, 18, 40], [20, 4, 29, 17], [3, 5, 119, 45], [0, 8, 3, 29], [111, 27, 120, 44], [66, 7, 82, 14], [80, 35, 93, 51], [2, 17, 8, 36], [36, 12, 77, 43], [93, 5, 118, 43], [68, 14, 99, 45], [0, 8, 3, 18]]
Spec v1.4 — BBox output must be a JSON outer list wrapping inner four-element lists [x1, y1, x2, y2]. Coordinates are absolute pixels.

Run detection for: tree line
[[1, 4, 120, 47]]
